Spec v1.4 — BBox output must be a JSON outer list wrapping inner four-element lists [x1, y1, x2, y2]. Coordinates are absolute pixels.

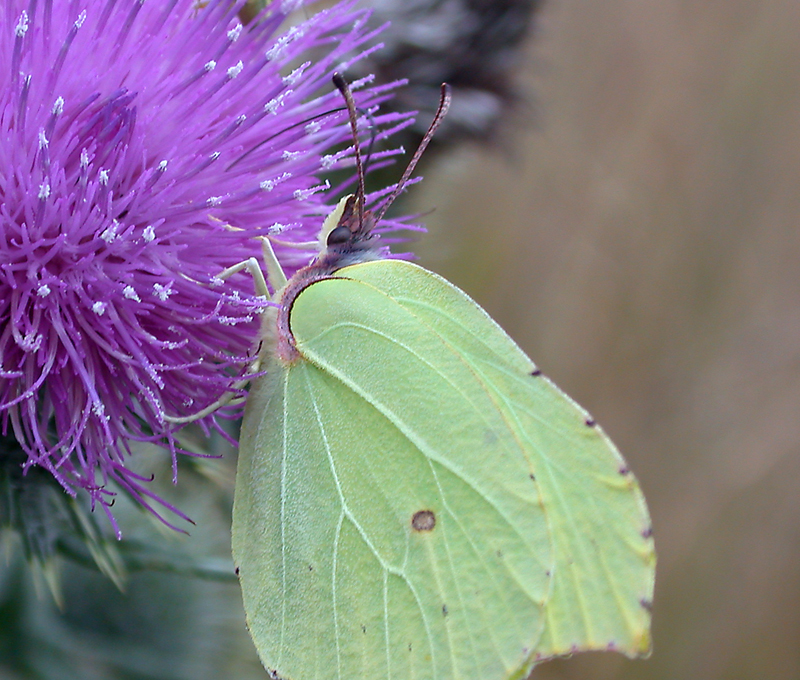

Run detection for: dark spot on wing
[[412, 510, 436, 532], [545, 570, 551, 577], [530, 369, 542, 376], [234, 566, 240, 576], [308, 564, 313, 571], [640, 598, 653, 612], [442, 604, 448, 616], [584, 417, 596, 427], [607, 641, 617, 651], [408, 643, 412, 652], [619, 465, 630, 475], [529, 473, 536, 481], [361, 624, 366, 634], [642, 526, 654, 539], [496, 550, 503, 558]]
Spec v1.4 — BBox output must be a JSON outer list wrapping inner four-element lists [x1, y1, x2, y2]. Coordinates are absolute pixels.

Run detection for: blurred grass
[[413, 1, 800, 678]]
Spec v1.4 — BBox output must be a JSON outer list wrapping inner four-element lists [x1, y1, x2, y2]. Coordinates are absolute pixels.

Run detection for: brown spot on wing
[[411, 509, 436, 531]]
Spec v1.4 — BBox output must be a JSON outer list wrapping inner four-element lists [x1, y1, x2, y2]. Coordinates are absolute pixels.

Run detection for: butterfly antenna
[[360, 106, 379, 179], [332, 73, 366, 228], [375, 83, 452, 223]]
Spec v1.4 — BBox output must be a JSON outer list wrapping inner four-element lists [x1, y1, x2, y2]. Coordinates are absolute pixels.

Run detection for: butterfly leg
[[260, 236, 288, 293], [163, 239, 284, 424], [215, 256, 271, 299]]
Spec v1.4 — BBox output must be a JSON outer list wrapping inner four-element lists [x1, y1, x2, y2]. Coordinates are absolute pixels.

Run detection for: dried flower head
[[362, 0, 543, 142], [0, 0, 408, 532]]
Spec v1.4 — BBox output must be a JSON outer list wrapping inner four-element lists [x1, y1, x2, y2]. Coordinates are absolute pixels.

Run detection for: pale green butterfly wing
[[233, 279, 555, 679], [233, 258, 654, 680], [335, 260, 655, 658], [233, 283, 556, 678], [238, 359, 553, 678]]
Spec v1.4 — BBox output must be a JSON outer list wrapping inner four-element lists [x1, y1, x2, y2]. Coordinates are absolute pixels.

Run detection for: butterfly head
[[314, 193, 379, 270], [323, 74, 451, 265], [325, 194, 375, 249]]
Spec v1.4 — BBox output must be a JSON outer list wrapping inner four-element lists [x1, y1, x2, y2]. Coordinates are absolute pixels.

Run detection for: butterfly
[[231, 74, 655, 680]]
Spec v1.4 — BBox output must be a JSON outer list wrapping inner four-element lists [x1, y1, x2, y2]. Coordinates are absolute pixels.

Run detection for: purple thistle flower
[[0, 0, 410, 533]]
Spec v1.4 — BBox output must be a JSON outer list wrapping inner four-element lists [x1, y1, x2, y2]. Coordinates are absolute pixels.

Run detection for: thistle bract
[[0, 0, 408, 532]]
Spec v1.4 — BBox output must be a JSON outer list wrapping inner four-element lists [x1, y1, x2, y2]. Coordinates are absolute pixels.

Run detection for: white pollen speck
[[15, 11, 29, 37], [268, 223, 287, 234], [99, 169, 109, 185], [264, 90, 292, 115], [75, 10, 87, 28], [20, 331, 43, 352], [320, 154, 336, 169], [259, 171, 291, 192], [52, 97, 64, 115], [305, 120, 321, 134], [92, 301, 107, 315], [158, 159, 168, 171], [266, 38, 288, 61], [227, 60, 244, 78], [38, 129, 49, 148], [228, 23, 242, 41], [210, 151, 220, 160], [143, 225, 156, 242], [38, 182, 50, 199], [350, 74, 376, 90], [282, 149, 302, 161], [235, 114, 247, 125], [153, 282, 175, 301], [210, 277, 224, 287], [80, 148, 90, 167], [283, 61, 310, 85], [204, 60, 217, 71], [37, 284, 51, 297], [294, 181, 330, 201], [100, 221, 119, 243], [123, 285, 140, 302], [207, 196, 223, 207]]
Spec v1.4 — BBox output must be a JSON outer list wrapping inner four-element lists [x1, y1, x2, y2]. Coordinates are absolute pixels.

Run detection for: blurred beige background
[[411, 1, 800, 678]]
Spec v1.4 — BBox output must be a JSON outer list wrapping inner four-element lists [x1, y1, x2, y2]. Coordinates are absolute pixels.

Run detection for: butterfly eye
[[326, 225, 352, 246]]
